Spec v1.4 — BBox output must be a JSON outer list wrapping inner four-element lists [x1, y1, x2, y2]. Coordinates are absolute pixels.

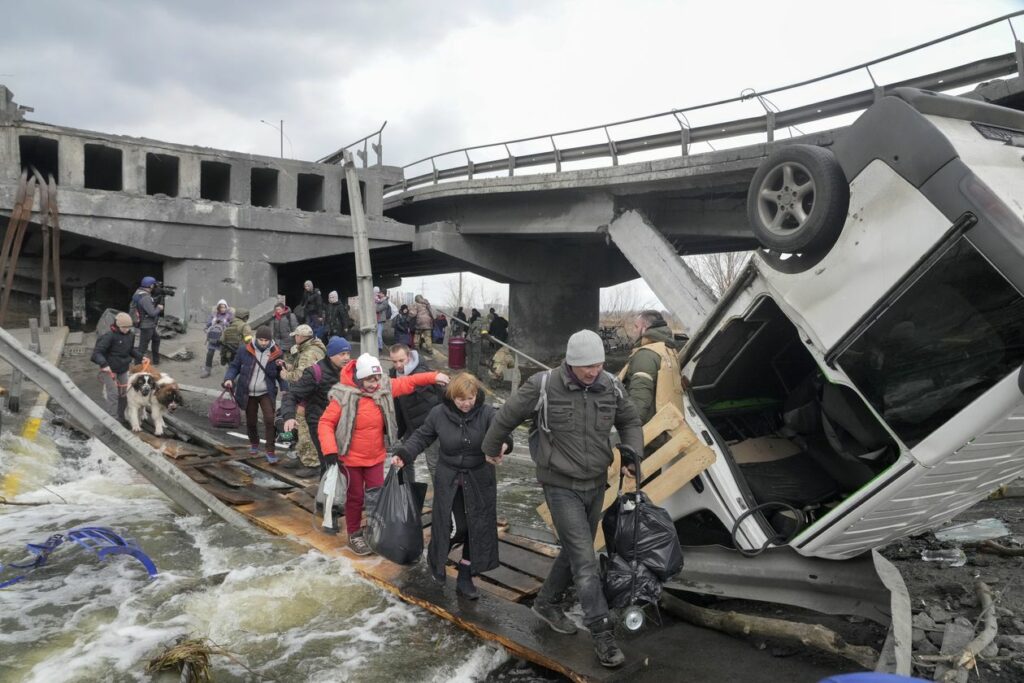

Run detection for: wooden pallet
[[537, 401, 717, 549]]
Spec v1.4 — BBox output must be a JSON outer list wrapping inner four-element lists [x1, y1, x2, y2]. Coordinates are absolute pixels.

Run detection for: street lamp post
[[259, 119, 286, 158]]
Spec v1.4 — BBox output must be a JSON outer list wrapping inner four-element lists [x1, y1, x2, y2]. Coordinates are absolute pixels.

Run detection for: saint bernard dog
[[126, 363, 183, 436]]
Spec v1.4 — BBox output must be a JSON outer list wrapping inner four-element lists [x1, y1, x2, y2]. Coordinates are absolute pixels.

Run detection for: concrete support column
[[179, 155, 200, 199], [508, 282, 599, 363], [59, 136, 84, 188], [162, 258, 277, 324]]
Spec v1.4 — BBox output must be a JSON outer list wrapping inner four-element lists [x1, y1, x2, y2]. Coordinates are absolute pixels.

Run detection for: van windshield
[[837, 236, 1024, 447]]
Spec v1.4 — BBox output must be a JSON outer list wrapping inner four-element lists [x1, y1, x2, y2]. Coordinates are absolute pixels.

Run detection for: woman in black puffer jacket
[[393, 373, 511, 599]]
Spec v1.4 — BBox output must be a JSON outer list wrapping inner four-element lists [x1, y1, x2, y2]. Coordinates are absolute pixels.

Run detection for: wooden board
[[137, 432, 213, 458], [197, 462, 253, 489], [285, 488, 318, 514], [498, 540, 554, 580], [479, 564, 543, 595], [244, 456, 319, 487], [203, 480, 256, 506], [444, 565, 525, 602]]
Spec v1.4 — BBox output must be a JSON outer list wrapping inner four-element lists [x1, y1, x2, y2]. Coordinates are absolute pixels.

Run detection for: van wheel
[[747, 144, 849, 255]]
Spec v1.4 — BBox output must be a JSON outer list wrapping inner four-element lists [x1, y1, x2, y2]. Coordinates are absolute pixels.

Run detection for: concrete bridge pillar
[[508, 282, 599, 363], [162, 258, 277, 324], [413, 223, 636, 362]]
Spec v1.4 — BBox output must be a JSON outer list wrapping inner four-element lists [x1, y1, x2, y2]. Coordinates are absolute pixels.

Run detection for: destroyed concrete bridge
[[2, 12, 1024, 358]]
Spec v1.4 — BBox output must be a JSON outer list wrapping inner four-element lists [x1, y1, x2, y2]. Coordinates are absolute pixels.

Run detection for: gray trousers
[[536, 484, 608, 626], [98, 370, 128, 420]]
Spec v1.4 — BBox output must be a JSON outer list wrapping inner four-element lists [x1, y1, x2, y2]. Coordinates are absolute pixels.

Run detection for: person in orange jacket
[[318, 352, 449, 555]]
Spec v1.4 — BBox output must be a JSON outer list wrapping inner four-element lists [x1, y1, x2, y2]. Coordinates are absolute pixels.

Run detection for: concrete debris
[[928, 605, 954, 624], [996, 635, 1024, 651], [160, 347, 194, 362], [913, 612, 937, 630]]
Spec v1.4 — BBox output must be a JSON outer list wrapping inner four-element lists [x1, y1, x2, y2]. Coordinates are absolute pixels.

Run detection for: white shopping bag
[[316, 463, 347, 530]]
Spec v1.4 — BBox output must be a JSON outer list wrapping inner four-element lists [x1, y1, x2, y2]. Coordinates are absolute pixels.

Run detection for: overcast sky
[[5, 0, 1022, 310]]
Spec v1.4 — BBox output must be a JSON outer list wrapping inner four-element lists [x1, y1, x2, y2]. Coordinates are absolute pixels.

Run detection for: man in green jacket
[[482, 329, 643, 669], [620, 310, 684, 426]]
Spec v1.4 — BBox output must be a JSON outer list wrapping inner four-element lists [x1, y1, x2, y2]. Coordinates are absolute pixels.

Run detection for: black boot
[[428, 557, 446, 585], [456, 562, 478, 600], [590, 618, 625, 668], [116, 396, 128, 423]]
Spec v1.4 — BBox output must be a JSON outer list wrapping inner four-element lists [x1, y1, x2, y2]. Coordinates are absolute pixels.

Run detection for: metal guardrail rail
[[387, 11, 1024, 195]]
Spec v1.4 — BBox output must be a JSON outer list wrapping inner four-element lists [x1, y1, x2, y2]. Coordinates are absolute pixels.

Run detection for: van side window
[[837, 237, 1024, 447]]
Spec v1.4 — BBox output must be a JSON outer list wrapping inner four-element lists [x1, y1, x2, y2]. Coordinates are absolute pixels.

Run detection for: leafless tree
[[685, 251, 752, 298]]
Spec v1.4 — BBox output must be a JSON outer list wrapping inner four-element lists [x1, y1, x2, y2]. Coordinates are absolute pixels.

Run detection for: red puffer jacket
[[318, 359, 438, 467]]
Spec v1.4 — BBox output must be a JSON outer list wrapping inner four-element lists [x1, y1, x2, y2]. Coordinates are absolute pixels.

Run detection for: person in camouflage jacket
[[279, 324, 327, 476]]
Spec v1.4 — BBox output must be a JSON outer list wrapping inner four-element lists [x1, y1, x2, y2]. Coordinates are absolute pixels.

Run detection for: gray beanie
[[565, 330, 605, 366]]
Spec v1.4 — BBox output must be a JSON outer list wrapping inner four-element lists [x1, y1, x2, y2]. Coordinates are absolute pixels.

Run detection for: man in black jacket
[[131, 276, 163, 365], [388, 343, 442, 483], [280, 336, 351, 474], [299, 280, 325, 338], [91, 312, 143, 421]]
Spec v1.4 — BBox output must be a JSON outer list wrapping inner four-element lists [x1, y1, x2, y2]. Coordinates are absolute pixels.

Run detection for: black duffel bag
[[364, 466, 428, 565], [601, 452, 684, 582]]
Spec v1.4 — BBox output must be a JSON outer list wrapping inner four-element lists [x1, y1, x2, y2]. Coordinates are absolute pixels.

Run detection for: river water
[[0, 420, 551, 682]]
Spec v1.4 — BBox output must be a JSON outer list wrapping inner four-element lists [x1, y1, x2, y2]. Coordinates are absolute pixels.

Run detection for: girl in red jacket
[[319, 353, 449, 555]]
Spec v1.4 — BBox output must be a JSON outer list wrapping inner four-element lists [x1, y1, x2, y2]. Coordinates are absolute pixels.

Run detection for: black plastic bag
[[602, 490, 683, 582], [602, 553, 662, 608], [365, 466, 428, 565]]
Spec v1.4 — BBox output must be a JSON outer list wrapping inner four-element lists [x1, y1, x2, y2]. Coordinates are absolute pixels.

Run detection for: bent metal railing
[[387, 11, 1024, 196]]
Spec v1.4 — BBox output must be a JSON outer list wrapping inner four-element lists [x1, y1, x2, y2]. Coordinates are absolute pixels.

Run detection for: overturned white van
[[666, 87, 1024, 564]]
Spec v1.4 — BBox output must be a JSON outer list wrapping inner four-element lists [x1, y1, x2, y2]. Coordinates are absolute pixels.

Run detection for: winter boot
[[590, 618, 625, 668], [428, 558, 446, 585], [531, 600, 578, 635], [116, 396, 128, 423], [200, 365, 211, 379], [456, 561, 478, 600]]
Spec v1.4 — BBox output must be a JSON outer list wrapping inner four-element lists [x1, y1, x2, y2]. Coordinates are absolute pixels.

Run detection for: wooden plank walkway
[[132, 410, 628, 682]]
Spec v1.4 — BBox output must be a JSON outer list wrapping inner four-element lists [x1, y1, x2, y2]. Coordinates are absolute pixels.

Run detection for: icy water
[[0, 422, 549, 682]]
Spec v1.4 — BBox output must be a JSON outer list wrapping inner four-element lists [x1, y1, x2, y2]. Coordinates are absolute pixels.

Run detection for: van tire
[[747, 144, 849, 256]]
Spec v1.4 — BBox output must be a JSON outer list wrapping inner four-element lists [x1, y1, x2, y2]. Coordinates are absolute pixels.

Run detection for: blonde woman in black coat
[[392, 373, 511, 599]]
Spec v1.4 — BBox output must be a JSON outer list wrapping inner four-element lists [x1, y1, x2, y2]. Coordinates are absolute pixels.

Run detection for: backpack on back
[[129, 292, 143, 327], [206, 320, 226, 345]]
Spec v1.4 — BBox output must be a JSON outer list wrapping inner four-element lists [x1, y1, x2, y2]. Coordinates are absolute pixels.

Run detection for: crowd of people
[[92, 275, 671, 669]]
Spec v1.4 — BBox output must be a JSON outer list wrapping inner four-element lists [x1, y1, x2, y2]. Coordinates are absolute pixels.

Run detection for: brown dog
[[125, 364, 182, 436]]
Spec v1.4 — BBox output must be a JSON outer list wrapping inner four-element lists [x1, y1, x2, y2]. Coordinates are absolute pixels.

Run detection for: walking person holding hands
[[482, 330, 643, 668], [318, 353, 449, 555], [392, 373, 511, 598]]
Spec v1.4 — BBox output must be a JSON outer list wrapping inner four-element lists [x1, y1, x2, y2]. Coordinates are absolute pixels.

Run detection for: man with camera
[[131, 276, 164, 365]]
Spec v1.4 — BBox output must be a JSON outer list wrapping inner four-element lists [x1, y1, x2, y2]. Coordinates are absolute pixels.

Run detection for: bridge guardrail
[[386, 11, 1024, 196]]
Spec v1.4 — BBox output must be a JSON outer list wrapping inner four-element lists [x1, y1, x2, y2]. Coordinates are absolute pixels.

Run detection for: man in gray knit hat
[[482, 329, 643, 669]]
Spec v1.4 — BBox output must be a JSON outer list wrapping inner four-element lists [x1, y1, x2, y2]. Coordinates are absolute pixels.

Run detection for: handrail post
[[431, 158, 439, 185], [865, 66, 884, 102], [672, 112, 690, 156], [604, 127, 619, 166], [766, 110, 776, 143], [1017, 40, 1024, 77], [464, 151, 475, 180], [504, 144, 516, 177], [550, 136, 562, 172]]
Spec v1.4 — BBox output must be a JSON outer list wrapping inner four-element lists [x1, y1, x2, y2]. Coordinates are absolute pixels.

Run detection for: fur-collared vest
[[327, 376, 400, 459]]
